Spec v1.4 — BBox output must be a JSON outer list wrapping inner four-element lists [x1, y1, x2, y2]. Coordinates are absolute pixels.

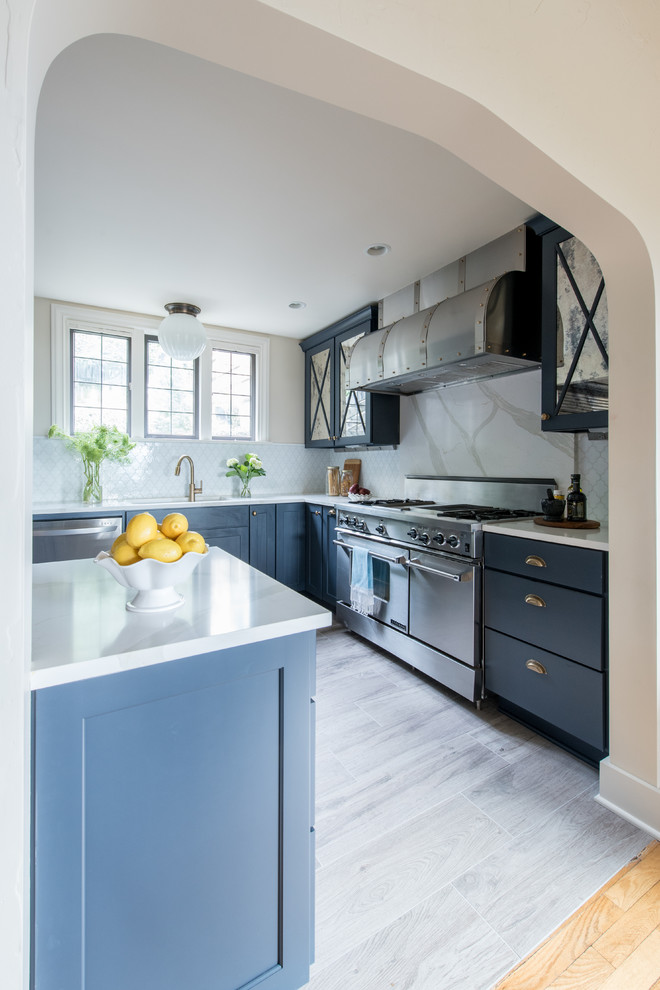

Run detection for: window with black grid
[[70, 329, 131, 433], [211, 348, 255, 440], [145, 336, 198, 437]]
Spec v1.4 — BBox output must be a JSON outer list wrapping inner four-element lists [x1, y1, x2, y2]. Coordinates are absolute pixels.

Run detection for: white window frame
[[51, 303, 270, 441]]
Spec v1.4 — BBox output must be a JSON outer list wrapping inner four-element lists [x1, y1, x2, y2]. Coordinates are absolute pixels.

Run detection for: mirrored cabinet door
[[306, 341, 334, 446], [541, 225, 609, 432], [335, 327, 368, 444]]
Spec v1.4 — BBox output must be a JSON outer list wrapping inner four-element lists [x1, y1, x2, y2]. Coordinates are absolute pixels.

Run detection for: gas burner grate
[[434, 506, 538, 522]]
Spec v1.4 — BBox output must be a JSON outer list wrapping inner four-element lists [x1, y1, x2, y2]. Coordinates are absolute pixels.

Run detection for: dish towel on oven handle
[[350, 547, 374, 615]]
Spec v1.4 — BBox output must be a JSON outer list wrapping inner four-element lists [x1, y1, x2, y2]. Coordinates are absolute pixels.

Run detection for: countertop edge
[[482, 518, 609, 551], [30, 612, 330, 691], [32, 493, 345, 514]]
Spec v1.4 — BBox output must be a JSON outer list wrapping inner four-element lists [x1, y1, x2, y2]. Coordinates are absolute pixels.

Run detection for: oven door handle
[[406, 557, 474, 582], [333, 540, 407, 566]]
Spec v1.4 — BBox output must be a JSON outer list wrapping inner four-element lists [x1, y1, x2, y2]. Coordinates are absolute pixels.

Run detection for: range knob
[[358, 520, 367, 531], [351, 517, 359, 527], [447, 535, 460, 549], [375, 524, 386, 535], [418, 533, 430, 544], [407, 528, 418, 539], [433, 533, 445, 545]]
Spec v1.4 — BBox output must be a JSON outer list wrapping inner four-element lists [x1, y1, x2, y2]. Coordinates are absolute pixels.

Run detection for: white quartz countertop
[[33, 492, 344, 514], [483, 517, 609, 551], [32, 549, 331, 690]]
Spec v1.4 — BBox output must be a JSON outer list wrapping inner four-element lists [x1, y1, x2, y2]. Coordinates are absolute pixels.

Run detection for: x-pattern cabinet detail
[[301, 305, 399, 448]]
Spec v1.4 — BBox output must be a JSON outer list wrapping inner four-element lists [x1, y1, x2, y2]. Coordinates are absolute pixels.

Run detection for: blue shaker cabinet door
[[32, 634, 315, 990], [249, 502, 277, 577], [276, 503, 306, 592]]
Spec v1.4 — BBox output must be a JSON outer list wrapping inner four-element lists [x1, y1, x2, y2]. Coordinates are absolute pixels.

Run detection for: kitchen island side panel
[[32, 633, 315, 990]]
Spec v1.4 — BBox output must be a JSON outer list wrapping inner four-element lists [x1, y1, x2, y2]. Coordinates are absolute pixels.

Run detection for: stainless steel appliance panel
[[407, 549, 482, 667], [33, 515, 123, 563], [335, 532, 409, 632]]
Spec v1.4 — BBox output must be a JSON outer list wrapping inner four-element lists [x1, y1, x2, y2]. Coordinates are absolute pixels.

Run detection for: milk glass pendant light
[[158, 302, 207, 361]]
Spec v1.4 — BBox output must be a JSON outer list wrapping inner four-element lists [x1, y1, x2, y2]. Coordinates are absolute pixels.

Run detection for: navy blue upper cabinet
[[534, 217, 609, 432], [300, 306, 399, 448]]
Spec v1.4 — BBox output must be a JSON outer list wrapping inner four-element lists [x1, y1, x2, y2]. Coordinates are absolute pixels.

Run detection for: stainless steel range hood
[[348, 269, 542, 395]]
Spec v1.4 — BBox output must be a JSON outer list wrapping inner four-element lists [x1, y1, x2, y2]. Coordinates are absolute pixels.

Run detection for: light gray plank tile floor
[[304, 621, 651, 990]]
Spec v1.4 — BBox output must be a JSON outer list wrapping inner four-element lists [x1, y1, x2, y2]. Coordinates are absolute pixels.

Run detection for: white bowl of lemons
[[94, 511, 213, 612]]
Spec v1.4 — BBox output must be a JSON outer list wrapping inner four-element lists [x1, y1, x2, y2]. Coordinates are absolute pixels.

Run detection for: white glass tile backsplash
[[33, 438, 404, 504], [33, 377, 609, 519]]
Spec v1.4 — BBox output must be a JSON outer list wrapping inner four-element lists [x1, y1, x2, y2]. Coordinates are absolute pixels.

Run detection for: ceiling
[[35, 33, 533, 339]]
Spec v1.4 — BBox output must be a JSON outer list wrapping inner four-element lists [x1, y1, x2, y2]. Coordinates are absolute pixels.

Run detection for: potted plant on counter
[[48, 424, 136, 503]]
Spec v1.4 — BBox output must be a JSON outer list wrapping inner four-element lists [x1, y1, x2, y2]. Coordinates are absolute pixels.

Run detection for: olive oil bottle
[[566, 473, 587, 521]]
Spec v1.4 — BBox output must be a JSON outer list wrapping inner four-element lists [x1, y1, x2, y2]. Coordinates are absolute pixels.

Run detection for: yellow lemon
[[138, 538, 183, 563], [126, 512, 159, 548], [111, 541, 141, 566], [176, 531, 206, 554], [161, 512, 189, 539], [110, 532, 128, 554]]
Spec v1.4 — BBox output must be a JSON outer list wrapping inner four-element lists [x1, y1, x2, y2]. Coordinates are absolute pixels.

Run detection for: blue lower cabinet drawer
[[484, 569, 604, 670], [484, 533, 606, 594], [485, 629, 606, 750]]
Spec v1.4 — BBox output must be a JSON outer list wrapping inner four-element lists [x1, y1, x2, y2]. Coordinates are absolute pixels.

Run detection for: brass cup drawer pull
[[526, 659, 548, 675], [525, 554, 547, 568], [524, 593, 547, 608]]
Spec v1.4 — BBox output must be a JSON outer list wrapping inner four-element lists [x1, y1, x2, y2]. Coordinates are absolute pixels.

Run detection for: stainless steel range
[[335, 476, 555, 705]]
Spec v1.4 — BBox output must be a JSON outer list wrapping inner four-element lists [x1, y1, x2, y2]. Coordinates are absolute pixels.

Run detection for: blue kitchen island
[[31, 549, 331, 990]]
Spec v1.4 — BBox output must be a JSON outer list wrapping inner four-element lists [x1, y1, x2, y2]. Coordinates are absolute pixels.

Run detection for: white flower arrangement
[[225, 453, 266, 497]]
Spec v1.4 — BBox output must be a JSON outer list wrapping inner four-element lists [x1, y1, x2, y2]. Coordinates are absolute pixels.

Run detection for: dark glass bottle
[[566, 473, 587, 521]]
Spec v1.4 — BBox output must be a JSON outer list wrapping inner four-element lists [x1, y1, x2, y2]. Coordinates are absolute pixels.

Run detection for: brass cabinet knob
[[328, 509, 336, 517], [524, 593, 547, 608], [252, 510, 257, 516], [525, 555, 547, 568], [541, 413, 551, 421], [314, 510, 321, 516], [526, 659, 548, 675]]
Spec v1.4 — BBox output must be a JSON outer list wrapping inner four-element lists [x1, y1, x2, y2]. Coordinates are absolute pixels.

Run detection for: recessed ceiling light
[[288, 301, 307, 309], [365, 243, 391, 257]]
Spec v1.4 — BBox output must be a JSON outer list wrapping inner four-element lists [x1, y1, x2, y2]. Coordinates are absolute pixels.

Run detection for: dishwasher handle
[[33, 524, 117, 537]]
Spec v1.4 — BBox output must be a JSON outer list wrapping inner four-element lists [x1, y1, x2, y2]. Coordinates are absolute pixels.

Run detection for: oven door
[[407, 550, 482, 667], [334, 532, 410, 632]]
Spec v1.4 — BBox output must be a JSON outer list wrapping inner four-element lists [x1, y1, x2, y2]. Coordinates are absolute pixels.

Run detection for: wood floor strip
[[594, 878, 660, 967], [604, 843, 660, 911], [494, 841, 659, 990], [492, 894, 623, 990], [598, 927, 660, 989], [547, 946, 615, 988]]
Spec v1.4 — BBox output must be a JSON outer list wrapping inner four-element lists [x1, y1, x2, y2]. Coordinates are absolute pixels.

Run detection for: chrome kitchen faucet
[[175, 454, 203, 502]]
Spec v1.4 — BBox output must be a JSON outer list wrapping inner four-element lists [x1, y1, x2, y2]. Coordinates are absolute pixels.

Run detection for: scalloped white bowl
[[347, 493, 375, 503], [94, 545, 215, 612]]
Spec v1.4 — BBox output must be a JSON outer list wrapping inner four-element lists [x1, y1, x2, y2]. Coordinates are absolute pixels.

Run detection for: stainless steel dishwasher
[[33, 515, 124, 563]]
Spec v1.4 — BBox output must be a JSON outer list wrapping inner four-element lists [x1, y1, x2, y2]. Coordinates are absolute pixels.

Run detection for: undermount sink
[[127, 495, 227, 505]]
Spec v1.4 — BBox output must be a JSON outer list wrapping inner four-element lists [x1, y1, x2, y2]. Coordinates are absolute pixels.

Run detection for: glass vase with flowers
[[225, 453, 266, 498]]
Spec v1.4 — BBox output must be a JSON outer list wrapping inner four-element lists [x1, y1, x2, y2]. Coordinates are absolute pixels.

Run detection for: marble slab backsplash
[[33, 371, 609, 519]]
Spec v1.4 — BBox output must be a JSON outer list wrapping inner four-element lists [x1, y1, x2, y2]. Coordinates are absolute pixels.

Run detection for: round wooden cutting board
[[533, 517, 600, 529]]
